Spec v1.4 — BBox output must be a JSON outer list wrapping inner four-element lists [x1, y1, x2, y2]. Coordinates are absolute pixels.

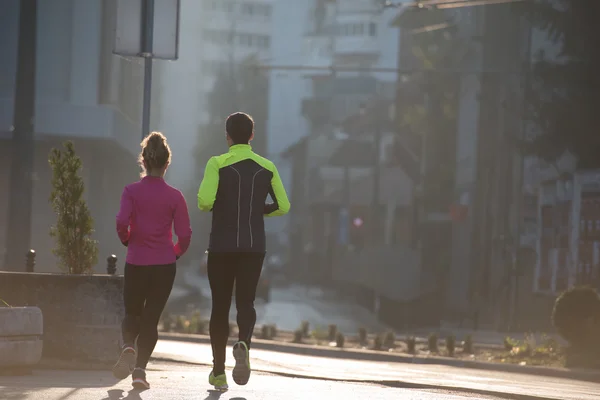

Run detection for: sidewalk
[[0, 362, 504, 400], [152, 339, 600, 400]]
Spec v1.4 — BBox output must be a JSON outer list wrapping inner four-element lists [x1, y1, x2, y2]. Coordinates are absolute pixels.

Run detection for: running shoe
[[112, 345, 136, 380], [232, 341, 251, 385], [208, 371, 228, 391], [132, 368, 150, 390]]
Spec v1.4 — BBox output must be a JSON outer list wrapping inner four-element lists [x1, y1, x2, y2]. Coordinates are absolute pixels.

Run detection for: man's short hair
[[226, 112, 254, 144]]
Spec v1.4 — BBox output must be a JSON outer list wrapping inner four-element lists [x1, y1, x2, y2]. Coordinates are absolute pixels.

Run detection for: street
[[153, 340, 600, 400], [0, 362, 514, 400]]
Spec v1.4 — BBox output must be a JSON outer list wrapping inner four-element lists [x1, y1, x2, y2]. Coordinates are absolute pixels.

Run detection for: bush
[[335, 332, 345, 348], [48, 141, 99, 274], [328, 324, 338, 341], [552, 286, 600, 349], [446, 335, 456, 356], [406, 337, 417, 354], [428, 333, 439, 353], [504, 336, 517, 351], [293, 329, 303, 344], [462, 334, 474, 354], [311, 327, 328, 343], [358, 327, 368, 346], [301, 321, 310, 338], [384, 331, 395, 348], [270, 324, 278, 338], [175, 315, 187, 332], [373, 334, 383, 351]]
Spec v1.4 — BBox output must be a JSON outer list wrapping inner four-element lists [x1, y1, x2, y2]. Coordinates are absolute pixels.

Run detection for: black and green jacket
[[197, 144, 291, 253]]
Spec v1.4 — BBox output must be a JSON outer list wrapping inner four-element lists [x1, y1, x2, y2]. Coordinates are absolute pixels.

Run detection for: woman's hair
[[139, 131, 171, 177]]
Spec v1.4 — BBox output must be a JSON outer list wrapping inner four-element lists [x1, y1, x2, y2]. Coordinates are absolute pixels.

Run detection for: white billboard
[[114, 0, 180, 60]]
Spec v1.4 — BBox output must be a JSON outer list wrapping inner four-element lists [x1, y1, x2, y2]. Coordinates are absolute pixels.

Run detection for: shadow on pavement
[[100, 388, 144, 400], [203, 390, 247, 400]]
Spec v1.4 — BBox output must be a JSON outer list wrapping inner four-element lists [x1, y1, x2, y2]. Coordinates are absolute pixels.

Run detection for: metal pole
[[4, 0, 37, 271], [372, 110, 382, 241], [141, 0, 155, 140]]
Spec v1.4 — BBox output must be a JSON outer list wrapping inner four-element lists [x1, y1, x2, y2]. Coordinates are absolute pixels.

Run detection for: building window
[[369, 22, 377, 37], [239, 34, 253, 47], [240, 2, 272, 17], [256, 35, 270, 49], [204, 29, 233, 45]]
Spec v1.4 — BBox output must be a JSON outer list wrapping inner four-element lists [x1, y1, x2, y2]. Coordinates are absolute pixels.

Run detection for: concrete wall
[[0, 272, 124, 364]]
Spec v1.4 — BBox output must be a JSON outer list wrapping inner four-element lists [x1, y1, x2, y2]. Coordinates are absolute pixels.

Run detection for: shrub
[[428, 333, 439, 353], [328, 324, 338, 341], [311, 327, 328, 343], [175, 315, 187, 332], [301, 321, 310, 338], [358, 327, 368, 345], [270, 324, 278, 338], [48, 141, 99, 274], [462, 334, 474, 354], [383, 331, 395, 348], [373, 334, 383, 351], [406, 337, 417, 354], [446, 335, 456, 356], [335, 332, 345, 348], [552, 286, 600, 349], [504, 336, 517, 351], [293, 329, 303, 344]]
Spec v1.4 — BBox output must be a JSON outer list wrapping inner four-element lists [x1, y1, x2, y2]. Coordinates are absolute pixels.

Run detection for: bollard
[[25, 249, 36, 272], [107, 254, 117, 275]]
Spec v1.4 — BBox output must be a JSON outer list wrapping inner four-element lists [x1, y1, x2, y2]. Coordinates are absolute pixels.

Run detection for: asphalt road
[[0, 362, 512, 400], [153, 340, 600, 400]]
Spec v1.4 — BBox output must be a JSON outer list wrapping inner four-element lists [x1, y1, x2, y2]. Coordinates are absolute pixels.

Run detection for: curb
[[149, 355, 564, 400], [158, 332, 600, 383]]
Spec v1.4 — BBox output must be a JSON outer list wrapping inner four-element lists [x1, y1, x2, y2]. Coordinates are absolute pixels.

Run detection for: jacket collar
[[229, 144, 252, 152]]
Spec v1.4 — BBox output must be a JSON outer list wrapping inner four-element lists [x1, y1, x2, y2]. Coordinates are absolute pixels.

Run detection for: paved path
[[154, 340, 600, 400], [0, 362, 500, 400]]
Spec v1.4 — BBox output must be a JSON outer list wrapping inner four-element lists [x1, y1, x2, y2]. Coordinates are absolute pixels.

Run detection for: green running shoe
[[208, 371, 228, 391], [232, 341, 251, 385]]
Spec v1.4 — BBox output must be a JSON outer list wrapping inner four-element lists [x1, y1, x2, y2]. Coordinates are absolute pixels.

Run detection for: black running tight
[[208, 252, 264, 374], [121, 263, 176, 369]]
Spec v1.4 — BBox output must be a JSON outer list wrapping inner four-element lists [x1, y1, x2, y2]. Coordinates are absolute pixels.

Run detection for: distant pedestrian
[[112, 132, 192, 390], [198, 112, 290, 391]]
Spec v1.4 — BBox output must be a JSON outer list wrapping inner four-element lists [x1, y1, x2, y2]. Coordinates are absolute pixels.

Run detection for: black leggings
[[121, 263, 176, 369], [207, 252, 264, 374]]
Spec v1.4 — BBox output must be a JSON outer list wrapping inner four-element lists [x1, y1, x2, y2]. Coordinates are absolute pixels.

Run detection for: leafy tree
[[523, 0, 600, 168], [48, 141, 99, 274]]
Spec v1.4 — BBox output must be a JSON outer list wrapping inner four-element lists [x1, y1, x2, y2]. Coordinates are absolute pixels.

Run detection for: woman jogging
[[112, 132, 192, 390]]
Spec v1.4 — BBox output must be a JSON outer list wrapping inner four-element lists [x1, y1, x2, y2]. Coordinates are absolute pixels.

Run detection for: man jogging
[[197, 112, 290, 391]]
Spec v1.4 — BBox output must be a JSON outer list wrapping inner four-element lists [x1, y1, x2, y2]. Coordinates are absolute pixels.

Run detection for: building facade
[[0, 0, 143, 272], [270, 0, 403, 264], [152, 0, 274, 190]]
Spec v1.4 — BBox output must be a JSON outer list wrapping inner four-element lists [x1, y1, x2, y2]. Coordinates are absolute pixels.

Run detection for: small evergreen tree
[[48, 141, 99, 274]]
